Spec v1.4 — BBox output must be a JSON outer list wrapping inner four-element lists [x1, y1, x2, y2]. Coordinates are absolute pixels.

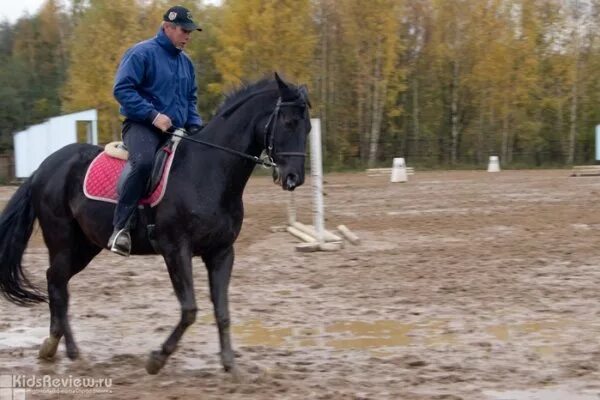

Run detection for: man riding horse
[[0, 5, 311, 376], [109, 5, 204, 255]]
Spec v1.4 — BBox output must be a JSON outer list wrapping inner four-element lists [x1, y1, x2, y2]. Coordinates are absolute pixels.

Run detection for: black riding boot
[[108, 228, 131, 256], [109, 120, 166, 257]]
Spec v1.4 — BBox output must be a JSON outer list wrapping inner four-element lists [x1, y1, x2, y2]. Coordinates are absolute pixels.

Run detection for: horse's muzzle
[[282, 172, 302, 191]]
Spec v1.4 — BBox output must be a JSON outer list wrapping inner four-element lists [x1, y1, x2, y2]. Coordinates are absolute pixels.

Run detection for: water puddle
[[232, 319, 456, 350], [1, 317, 571, 357], [232, 320, 293, 347], [229, 318, 572, 354], [0, 326, 48, 348], [324, 320, 413, 349], [486, 320, 569, 356]]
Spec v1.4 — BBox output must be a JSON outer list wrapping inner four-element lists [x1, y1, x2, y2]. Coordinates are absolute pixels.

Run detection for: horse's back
[[33, 143, 101, 184], [30, 143, 101, 212]]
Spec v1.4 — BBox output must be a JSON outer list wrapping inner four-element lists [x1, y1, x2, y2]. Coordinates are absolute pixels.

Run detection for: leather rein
[[166, 94, 309, 169]]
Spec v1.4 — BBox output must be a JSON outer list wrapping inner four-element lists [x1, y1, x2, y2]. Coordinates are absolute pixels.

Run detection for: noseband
[[263, 97, 308, 162]]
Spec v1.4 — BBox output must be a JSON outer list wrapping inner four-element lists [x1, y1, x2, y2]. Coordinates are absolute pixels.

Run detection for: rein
[[166, 94, 308, 169], [165, 128, 277, 168]]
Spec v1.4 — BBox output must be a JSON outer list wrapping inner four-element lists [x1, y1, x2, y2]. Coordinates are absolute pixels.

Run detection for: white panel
[[27, 124, 49, 175], [12, 109, 98, 178], [14, 131, 28, 178], [47, 114, 75, 152]]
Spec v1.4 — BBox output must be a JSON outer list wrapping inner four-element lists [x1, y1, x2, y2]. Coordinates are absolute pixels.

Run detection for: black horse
[[0, 73, 311, 375]]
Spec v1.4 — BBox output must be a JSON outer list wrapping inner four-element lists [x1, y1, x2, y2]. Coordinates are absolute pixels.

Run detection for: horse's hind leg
[[39, 226, 101, 360]]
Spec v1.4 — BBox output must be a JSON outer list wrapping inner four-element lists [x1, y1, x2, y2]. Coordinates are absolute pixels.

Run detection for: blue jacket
[[113, 27, 203, 129]]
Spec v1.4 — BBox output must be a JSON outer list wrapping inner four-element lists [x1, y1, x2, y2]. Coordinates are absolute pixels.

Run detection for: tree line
[[1, 0, 600, 168]]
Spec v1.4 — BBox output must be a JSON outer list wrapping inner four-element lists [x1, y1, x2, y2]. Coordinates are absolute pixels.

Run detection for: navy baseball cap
[[163, 6, 202, 31]]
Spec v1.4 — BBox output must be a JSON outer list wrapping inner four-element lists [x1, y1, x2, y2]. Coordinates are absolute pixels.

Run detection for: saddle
[[106, 141, 172, 197], [83, 139, 181, 208]]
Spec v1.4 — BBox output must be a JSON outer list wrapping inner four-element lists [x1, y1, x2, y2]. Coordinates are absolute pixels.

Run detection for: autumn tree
[[214, 0, 315, 89], [62, 0, 143, 142]]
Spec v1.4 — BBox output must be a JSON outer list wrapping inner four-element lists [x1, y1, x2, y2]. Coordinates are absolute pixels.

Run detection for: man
[[108, 5, 204, 256]]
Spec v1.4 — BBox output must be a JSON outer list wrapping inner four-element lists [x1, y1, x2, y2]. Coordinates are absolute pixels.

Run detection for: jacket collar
[[155, 27, 182, 56]]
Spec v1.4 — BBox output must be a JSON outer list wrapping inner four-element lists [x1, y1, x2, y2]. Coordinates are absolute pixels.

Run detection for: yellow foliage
[[62, 0, 151, 143], [214, 0, 316, 91]]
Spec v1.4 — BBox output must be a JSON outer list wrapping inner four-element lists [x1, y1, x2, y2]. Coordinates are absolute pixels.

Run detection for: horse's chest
[[188, 211, 241, 246]]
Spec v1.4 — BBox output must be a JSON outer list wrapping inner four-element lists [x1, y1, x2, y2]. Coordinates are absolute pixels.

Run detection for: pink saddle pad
[[83, 147, 177, 207]]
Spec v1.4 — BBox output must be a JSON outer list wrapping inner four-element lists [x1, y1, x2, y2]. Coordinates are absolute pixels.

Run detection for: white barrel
[[487, 156, 500, 172], [390, 157, 408, 183]]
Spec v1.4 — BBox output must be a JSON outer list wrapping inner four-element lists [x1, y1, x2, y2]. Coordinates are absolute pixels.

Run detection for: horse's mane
[[214, 77, 280, 118]]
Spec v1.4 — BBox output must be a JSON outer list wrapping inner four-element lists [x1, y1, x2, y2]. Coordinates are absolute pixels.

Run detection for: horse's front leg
[[203, 245, 237, 373], [146, 243, 197, 374]]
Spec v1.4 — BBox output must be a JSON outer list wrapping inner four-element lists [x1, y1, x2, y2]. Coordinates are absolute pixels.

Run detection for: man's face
[[164, 24, 192, 49]]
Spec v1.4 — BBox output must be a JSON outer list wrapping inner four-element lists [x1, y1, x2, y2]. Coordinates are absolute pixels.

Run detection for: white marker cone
[[390, 157, 408, 183], [487, 156, 500, 172]]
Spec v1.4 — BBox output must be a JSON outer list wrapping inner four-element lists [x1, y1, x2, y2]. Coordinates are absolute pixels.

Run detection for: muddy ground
[[1, 169, 600, 399]]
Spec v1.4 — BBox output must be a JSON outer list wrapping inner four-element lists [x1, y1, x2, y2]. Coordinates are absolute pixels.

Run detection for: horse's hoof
[[66, 346, 80, 360], [145, 350, 166, 375], [227, 366, 245, 383], [221, 350, 236, 371], [39, 336, 60, 360]]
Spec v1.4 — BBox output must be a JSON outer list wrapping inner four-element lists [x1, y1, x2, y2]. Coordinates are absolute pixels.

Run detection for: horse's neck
[[183, 100, 269, 196]]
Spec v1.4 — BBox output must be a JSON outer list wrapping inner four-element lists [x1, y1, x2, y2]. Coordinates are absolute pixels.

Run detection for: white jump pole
[[288, 191, 296, 225], [310, 118, 325, 244]]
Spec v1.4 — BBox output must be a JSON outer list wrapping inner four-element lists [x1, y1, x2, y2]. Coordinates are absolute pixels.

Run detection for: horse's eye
[[285, 119, 299, 129]]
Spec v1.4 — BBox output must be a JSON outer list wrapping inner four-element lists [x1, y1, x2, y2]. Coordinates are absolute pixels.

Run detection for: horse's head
[[266, 73, 312, 191]]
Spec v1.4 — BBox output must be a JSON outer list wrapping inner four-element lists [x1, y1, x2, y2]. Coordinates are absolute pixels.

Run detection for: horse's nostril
[[285, 173, 298, 189], [288, 173, 298, 182]]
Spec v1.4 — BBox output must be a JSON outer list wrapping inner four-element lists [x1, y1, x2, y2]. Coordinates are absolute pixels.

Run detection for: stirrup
[[109, 229, 131, 257]]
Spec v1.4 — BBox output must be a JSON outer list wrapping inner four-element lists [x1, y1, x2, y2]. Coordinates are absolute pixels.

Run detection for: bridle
[[262, 95, 309, 165], [166, 88, 310, 169]]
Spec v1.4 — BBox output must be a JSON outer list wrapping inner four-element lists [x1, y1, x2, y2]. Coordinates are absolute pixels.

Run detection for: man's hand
[[152, 113, 173, 132]]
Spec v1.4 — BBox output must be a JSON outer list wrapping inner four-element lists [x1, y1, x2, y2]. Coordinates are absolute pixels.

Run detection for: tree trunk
[[567, 0, 581, 165], [368, 39, 385, 168], [318, 0, 329, 159], [450, 59, 460, 164], [567, 52, 580, 165], [412, 77, 420, 158], [557, 98, 565, 161], [501, 99, 510, 164], [477, 95, 485, 164]]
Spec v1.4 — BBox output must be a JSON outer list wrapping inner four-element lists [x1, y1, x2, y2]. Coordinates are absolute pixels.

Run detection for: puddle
[[487, 325, 510, 341], [232, 320, 293, 347], [227, 318, 572, 354], [487, 320, 568, 340], [232, 319, 451, 350], [0, 327, 47, 348], [325, 320, 413, 349]]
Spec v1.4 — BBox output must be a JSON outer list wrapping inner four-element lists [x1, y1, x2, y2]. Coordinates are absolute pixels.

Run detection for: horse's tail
[[0, 173, 46, 306]]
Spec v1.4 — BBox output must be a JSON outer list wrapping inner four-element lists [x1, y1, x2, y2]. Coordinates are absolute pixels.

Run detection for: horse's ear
[[274, 72, 287, 91], [299, 84, 311, 108], [275, 72, 296, 100]]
